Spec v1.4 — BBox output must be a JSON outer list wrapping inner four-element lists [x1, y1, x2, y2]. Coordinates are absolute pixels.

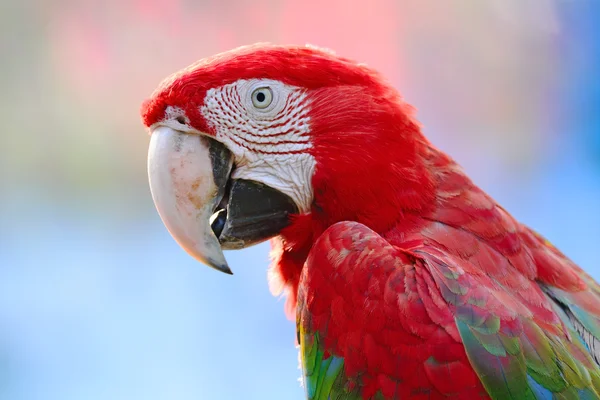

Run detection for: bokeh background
[[1, 1, 599, 399]]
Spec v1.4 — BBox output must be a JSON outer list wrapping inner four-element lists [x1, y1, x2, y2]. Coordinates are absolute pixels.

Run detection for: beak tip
[[207, 259, 234, 275], [217, 264, 234, 275]]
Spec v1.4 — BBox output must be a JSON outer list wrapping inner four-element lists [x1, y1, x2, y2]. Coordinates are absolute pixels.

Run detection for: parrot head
[[141, 43, 435, 275]]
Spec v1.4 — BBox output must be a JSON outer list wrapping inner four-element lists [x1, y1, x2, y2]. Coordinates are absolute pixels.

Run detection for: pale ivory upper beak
[[147, 126, 233, 274]]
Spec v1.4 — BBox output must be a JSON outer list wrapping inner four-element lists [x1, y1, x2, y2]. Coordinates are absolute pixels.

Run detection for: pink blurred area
[[34, 0, 568, 183]]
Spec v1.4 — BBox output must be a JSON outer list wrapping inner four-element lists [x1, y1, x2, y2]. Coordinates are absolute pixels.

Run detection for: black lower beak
[[211, 179, 299, 250]]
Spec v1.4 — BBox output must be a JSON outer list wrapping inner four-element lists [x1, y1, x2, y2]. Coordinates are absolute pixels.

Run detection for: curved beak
[[148, 126, 233, 273], [147, 126, 298, 274]]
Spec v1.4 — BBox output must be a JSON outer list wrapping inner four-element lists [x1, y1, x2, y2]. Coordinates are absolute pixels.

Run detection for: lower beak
[[147, 126, 298, 274]]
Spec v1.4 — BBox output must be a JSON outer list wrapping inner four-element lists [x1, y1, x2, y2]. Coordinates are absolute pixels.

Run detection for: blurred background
[[0, 0, 599, 399]]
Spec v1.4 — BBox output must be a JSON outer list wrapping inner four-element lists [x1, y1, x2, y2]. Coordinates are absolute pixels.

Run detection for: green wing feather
[[424, 249, 600, 400], [299, 325, 359, 400]]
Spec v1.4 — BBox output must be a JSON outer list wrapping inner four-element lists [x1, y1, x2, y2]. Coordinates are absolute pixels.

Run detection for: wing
[[297, 221, 488, 399], [420, 158, 600, 399], [297, 220, 600, 400], [417, 221, 600, 400]]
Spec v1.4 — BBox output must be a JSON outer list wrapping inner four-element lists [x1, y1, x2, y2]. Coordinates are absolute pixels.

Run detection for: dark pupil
[[256, 92, 266, 102]]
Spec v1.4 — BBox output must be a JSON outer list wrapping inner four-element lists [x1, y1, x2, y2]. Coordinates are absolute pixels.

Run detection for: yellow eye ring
[[251, 87, 273, 109]]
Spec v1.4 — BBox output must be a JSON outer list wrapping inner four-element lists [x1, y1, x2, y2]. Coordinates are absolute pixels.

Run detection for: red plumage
[[297, 222, 488, 398], [141, 44, 600, 399]]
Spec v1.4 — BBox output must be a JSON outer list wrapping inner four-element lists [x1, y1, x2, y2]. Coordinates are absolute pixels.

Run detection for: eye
[[251, 87, 273, 109]]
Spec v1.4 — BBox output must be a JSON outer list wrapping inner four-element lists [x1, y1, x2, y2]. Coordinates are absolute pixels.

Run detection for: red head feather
[[141, 43, 435, 227], [143, 43, 398, 129]]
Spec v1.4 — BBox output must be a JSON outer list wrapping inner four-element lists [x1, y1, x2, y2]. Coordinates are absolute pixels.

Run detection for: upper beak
[[148, 126, 233, 273], [147, 126, 298, 274]]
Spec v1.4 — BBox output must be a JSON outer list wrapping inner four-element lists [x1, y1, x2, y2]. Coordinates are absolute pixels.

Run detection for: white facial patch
[[201, 79, 315, 213]]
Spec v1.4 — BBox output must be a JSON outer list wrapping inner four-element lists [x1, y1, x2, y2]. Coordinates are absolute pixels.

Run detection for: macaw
[[141, 43, 600, 399]]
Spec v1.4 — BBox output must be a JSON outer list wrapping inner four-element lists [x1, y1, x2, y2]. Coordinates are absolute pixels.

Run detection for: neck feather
[[268, 108, 449, 317]]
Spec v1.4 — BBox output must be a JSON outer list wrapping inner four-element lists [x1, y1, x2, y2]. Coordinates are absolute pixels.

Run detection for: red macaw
[[141, 43, 600, 399]]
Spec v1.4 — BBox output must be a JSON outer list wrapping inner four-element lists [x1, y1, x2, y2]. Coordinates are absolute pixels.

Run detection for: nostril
[[176, 116, 186, 124]]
